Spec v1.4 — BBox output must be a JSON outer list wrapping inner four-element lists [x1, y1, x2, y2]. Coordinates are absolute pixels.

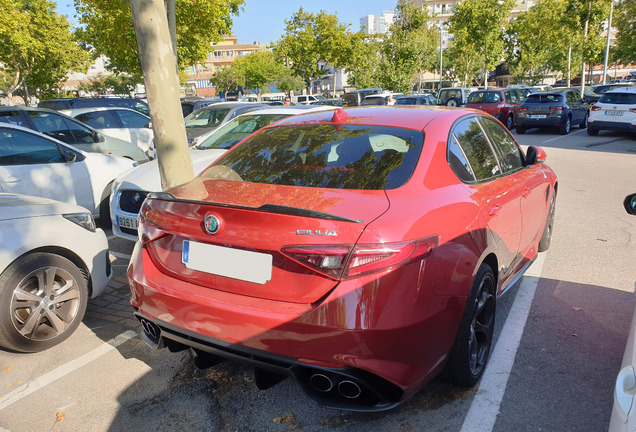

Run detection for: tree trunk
[[129, 0, 193, 190]]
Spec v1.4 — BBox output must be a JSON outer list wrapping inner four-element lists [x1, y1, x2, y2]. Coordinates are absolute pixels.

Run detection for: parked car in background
[[437, 87, 476, 106], [0, 123, 136, 223], [592, 82, 635, 95], [395, 94, 437, 106], [587, 88, 636, 136], [39, 97, 149, 116], [62, 107, 155, 158], [0, 194, 111, 352], [361, 93, 405, 105], [0, 106, 148, 162], [128, 106, 557, 411], [110, 106, 335, 240], [516, 90, 590, 135], [559, 87, 603, 104], [341, 88, 383, 107], [466, 88, 526, 130], [180, 97, 222, 117], [507, 85, 540, 97], [184, 102, 268, 147], [608, 193, 636, 432], [292, 94, 327, 105]]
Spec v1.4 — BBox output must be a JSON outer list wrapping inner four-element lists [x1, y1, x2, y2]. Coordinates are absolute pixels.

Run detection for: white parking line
[[459, 253, 545, 432], [542, 129, 585, 144], [0, 330, 137, 411]]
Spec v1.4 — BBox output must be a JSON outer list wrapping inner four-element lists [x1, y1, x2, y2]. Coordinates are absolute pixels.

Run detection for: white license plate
[[182, 240, 272, 285], [605, 110, 623, 116], [116, 215, 138, 229], [529, 114, 547, 119]]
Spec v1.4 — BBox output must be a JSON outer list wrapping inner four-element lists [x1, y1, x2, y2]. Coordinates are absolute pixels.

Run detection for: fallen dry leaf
[[6, 381, 23, 389], [573, 307, 582, 311], [572, 334, 578, 337], [2, 365, 14, 372]]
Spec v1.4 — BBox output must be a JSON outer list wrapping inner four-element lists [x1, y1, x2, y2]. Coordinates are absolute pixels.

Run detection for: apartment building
[[360, 10, 396, 34]]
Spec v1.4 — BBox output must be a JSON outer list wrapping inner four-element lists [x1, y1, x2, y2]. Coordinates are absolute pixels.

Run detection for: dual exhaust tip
[[309, 373, 363, 399]]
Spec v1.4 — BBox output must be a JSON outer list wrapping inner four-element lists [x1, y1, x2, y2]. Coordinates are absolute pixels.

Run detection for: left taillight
[[281, 236, 438, 280], [138, 202, 165, 244]]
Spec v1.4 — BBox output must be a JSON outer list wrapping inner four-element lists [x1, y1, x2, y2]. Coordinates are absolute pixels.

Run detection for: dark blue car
[[516, 90, 590, 135]]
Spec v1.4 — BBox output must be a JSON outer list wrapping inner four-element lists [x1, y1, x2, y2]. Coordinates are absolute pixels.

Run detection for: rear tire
[[587, 127, 599, 136], [516, 126, 526, 134], [0, 253, 88, 352], [446, 98, 459, 107], [559, 116, 571, 135], [446, 264, 496, 387]]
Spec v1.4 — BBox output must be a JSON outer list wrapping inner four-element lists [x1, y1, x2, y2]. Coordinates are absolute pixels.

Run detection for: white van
[[292, 94, 326, 105]]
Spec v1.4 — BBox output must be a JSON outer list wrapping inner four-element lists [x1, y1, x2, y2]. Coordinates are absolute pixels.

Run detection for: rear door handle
[[522, 189, 530, 198], [489, 205, 501, 216]]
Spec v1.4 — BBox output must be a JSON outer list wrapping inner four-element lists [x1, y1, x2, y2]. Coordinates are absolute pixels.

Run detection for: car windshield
[[525, 94, 563, 103], [598, 92, 636, 104], [185, 108, 231, 128], [201, 124, 424, 190], [196, 113, 291, 150]]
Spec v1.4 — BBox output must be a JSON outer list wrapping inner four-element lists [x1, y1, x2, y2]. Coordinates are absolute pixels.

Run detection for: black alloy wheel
[[446, 264, 496, 386], [560, 116, 571, 135]]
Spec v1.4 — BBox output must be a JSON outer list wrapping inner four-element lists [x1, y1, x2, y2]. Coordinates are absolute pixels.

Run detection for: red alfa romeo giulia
[[128, 106, 557, 411]]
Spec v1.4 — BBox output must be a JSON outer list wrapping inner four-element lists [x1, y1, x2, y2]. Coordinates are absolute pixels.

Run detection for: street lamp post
[[602, 0, 614, 85]]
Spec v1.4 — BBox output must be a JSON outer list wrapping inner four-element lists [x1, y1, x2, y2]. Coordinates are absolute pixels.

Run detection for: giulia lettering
[[296, 230, 337, 236]]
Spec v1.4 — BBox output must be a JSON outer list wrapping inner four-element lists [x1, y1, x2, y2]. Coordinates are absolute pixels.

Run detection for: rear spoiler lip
[[146, 192, 364, 224]]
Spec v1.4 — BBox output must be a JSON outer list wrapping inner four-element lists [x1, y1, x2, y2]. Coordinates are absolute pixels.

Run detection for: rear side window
[[449, 117, 501, 181], [185, 108, 231, 127], [479, 117, 524, 172], [116, 110, 149, 128], [599, 92, 636, 104], [202, 125, 424, 190]]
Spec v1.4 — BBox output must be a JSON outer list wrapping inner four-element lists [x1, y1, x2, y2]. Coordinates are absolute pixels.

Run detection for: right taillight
[[281, 236, 438, 280], [591, 105, 601, 111]]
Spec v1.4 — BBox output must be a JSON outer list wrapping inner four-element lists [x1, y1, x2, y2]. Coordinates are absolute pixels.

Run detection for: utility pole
[[580, 0, 592, 99], [602, 0, 614, 85], [129, 0, 193, 190]]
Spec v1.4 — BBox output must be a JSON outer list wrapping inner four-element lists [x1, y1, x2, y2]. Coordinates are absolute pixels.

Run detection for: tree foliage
[[376, 0, 438, 93], [74, 0, 244, 75], [612, 0, 635, 64], [231, 50, 284, 100], [448, 0, 515, 86], [0, 0, 88, 104], [274, 8, 351, 91]]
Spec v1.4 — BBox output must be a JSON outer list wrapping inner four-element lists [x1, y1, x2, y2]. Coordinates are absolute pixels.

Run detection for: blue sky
[[54, 0, 397, 45]]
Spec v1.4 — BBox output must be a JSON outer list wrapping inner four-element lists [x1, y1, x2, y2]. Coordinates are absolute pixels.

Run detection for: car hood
[[114, 149, 228, 193], [0, 194, 89, 221]]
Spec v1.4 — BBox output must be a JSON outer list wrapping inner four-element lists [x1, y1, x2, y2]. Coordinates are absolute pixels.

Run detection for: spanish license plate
[[116, 215, 138, 229], [529, 114, 547, 119], [182, 240, 272, 285], [605, 110, 623, 116]]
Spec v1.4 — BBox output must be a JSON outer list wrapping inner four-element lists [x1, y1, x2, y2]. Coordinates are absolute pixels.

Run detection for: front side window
[[201, 125, 424, 190], [0, 128, 64, 165], [28, 111, 74, 143], [450, 117, 501, 181], [116, 110, 149, 128], [75, 111, 120, 129], [479, 117, 524, 172]]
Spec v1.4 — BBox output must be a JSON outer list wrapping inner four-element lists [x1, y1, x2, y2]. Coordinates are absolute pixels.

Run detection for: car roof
[[61, 107, 149, 117], [240, 106, 335, 116], [267, 106, 467, 131]]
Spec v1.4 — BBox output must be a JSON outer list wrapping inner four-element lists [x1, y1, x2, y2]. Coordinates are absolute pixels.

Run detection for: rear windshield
[[467, 91, 502, 104], [197, 113, 291, 150], [599, 92, 636, 104], [201, 124, 424, 190], [525, 94, 563, 103]]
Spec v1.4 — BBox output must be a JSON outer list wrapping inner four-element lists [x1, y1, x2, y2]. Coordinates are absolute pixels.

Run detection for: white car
[[111, 106, 335, 240], [0, 123, 137, 223], [609, 193, 636, 431], [0, 194, 111, 352], [587, 87, 636, 136], [62, 107, 155, 158]]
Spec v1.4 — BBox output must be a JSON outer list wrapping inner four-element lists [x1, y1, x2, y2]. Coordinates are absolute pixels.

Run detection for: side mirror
[[624, 194, 636, 215], [526, 145, 547, 165], [145, 122, 152, 129], [93, 131, 105, 143], [64, 150, 77, 162]]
